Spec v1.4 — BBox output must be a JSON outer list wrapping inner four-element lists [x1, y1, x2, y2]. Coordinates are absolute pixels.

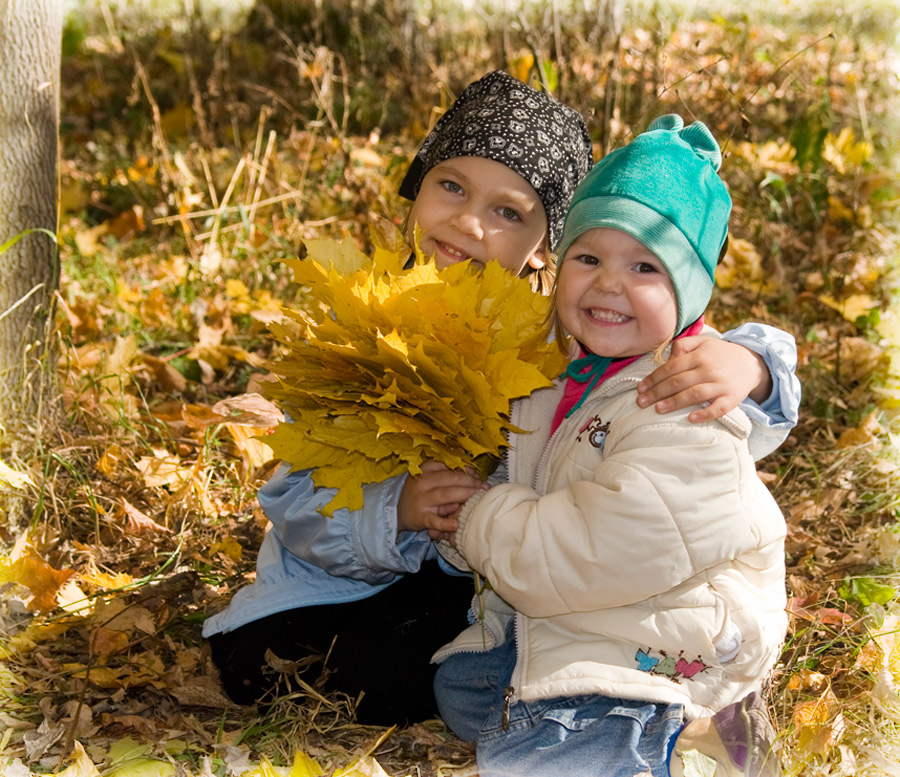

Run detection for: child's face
[[557, 228, 678, 358], [407, 156, 548, 275]]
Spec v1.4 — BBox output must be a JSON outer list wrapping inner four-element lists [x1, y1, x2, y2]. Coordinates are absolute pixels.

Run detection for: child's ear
[[526, 246, 546, 271]]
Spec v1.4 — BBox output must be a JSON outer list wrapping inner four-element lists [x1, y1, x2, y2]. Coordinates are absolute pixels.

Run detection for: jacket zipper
[[502, 611, 525, 730], [532, 424, 562, 491], [501, 685, 515, 730], [506, 372, 639, 717]]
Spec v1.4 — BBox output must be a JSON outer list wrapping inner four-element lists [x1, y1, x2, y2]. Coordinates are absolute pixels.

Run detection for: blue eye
[[441, 180, 463, 194], [499, 206, 521, 221]]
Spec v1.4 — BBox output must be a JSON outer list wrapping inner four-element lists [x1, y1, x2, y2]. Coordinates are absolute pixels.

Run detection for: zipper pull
[[501, 685, 514, 731]]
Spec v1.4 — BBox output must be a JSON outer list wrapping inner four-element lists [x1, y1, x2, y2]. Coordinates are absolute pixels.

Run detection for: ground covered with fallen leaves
[[2, 1, 900, 775]]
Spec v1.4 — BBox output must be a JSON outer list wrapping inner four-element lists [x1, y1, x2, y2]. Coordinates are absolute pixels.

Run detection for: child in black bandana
[[397, 70, 591, 284], [203, 71, 800, 727]]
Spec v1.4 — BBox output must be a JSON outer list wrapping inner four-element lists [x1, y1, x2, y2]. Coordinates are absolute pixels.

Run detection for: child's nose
[[594, 269, 624, 293], [449, 209, 484, 239]]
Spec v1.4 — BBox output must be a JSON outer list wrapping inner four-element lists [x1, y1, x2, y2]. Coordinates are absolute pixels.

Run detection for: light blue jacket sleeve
[[721, 322, 801, 460], [257, 463, 437, 585]]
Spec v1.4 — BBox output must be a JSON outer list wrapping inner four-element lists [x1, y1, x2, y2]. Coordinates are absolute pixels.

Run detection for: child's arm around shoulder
[[636, 322, 800, 459]]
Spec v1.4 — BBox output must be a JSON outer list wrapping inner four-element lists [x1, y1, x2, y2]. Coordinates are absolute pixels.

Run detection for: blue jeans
[[434, 631, 684, 777]]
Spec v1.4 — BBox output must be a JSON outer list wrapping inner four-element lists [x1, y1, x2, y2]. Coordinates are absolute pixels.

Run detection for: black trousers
[[207, 561, 476, 725]]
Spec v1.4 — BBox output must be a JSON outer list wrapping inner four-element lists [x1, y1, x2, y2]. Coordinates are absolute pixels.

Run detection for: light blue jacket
[[202, 323, 800, 637]]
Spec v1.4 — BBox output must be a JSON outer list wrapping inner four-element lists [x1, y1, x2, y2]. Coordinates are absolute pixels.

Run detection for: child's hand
[[397, 460, 485, 535], [636, 337, 772, 423], [428, 507, 462, 546]]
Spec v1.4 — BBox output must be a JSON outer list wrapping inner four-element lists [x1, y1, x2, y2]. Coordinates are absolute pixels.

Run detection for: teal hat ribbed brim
[[557, 115, 731, 333]]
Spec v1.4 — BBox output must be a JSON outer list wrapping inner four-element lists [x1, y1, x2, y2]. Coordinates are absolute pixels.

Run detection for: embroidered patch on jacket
[[576, 416, 610, 451], [634, 648, 709, 682]]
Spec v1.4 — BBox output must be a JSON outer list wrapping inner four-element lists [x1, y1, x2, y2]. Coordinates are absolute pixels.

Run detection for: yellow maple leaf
[[96, 443, 131, 477], [0, 553, 75, 613], [0, 459, 34, 489], [715, 237, 773, 293], [303, 236, 371, 275], [827, 194, 855, 224], [210, 536, 244, 562], [264, 239, 565, 515], [735, 140, 797, 176], [818, 292, 877, 323], [333, 756, 394, 777], [95, 334, 140, 420], [824, 127, 873, 174], [1, 619, 68, 659], [79, 564, 134, 593], [289, 750, 326, 777], [45, 741, 102, 777]]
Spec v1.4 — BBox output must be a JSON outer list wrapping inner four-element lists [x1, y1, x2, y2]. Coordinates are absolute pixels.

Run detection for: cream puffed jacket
[[435, 350, 788, 719]]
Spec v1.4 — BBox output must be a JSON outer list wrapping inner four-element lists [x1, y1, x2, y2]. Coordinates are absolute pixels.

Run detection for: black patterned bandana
[[399, 70, 594, 250]]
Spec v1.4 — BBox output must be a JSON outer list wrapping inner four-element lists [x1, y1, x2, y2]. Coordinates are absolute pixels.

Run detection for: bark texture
[[0, 0, 62, 444]]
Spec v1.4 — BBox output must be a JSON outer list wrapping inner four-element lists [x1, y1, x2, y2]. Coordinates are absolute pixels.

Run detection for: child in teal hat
[[433, 115, 787, 777]]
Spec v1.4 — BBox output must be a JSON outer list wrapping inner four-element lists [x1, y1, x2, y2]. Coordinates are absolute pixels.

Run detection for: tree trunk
[[0, 0, 62, 454]]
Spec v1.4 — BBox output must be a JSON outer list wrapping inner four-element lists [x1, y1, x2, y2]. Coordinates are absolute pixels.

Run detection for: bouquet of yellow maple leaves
[[263, 232, 567, 517]]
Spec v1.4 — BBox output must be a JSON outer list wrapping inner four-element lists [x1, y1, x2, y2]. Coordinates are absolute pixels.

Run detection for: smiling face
[[406, 156, 548, 275], [557, 227, 678, 359]]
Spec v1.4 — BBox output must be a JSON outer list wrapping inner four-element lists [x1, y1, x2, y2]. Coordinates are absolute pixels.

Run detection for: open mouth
[[435, 240, 473, 263], [587, 308, 630, 324]]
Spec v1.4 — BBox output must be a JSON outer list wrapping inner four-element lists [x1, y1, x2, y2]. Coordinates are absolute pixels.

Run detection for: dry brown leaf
[[118, 498, 171, 536], [168, 465, 222, 518], [135, 451, 192, 489], [211, 393, 283, 428], [74, 223, 106, 258], [187, 323, 250, 372], [789, 499, 821, 523], [98, 714, 160, 738], [180, 402, 225, 429], [836, 410, 883, 448], [787, 596, 854, 626], [107, 205, 145, 239], [791, 688, 846, 755], [140, 353, 188, 394], [836, 337, 887, 384], [63, 297, 104, 341], [169, 685, 243, 709]]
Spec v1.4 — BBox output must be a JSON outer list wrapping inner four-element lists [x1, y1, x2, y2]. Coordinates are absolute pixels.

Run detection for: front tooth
[[590, 309, 626, 322]]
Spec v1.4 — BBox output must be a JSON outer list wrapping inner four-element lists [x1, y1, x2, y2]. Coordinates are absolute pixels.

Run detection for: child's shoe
[[671, 691, 782, 777]]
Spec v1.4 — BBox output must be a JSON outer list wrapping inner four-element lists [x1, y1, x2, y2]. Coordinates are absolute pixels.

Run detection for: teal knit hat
[[556, 115, 731, 334]]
